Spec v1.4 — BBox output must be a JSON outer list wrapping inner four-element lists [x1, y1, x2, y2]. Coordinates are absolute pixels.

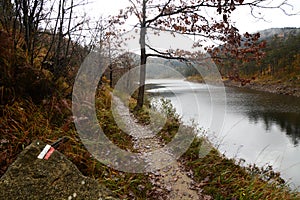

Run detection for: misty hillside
[[123, 52, 192, 79], [217, 27, 300, 84], [258, 27, 300, 40]]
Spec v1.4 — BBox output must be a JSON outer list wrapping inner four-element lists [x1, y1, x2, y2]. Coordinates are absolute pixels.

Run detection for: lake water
[[146, 79, 300, 190]]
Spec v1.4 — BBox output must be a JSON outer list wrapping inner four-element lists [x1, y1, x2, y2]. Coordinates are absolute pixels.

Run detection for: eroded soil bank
[[223, 79, 300, 97]]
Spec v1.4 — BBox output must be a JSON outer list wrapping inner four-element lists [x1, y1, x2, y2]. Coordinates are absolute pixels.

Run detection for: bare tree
[[0, 0, 93, 102], [87, 17, 127, 87], [10, 0, 46, 65], [39, 0, 90, 79]]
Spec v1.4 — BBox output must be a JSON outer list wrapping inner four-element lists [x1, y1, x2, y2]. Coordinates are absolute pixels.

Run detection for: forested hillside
[[0, 0, 91, 105], [218, 28, 300, 85]]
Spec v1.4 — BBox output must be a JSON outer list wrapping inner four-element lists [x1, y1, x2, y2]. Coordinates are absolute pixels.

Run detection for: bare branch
[[145, 0, 172, 25], [128, 0, 142, 23], [146, 53, 188, 61], [145, 43, 173, 57]]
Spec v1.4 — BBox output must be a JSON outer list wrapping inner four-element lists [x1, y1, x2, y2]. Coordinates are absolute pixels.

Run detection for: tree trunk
[[108, 39, 113, 88], [135, 42, 147, 111], [109, 64, 113, 88], [22, 0, 30, 53], [134, 0, 147, 111]]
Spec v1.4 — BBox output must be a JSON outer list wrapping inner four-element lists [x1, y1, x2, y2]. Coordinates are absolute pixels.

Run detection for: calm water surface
[[147, 79, 300, 190]]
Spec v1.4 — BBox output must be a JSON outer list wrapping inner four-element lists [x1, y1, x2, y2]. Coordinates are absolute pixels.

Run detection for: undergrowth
[[1, 83, 300, 199], [179, 137, 300, 200], [127, 93, 300, 199], [0, 85, 157, 199]]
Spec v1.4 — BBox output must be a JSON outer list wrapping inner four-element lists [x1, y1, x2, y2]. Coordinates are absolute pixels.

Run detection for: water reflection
[[147, 79, 300, 190], [247, 110, 300, 146], [225, 87, 300, 147]]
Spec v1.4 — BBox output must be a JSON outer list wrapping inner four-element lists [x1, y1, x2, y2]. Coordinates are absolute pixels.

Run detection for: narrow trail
[[112, 95, 211, 200]]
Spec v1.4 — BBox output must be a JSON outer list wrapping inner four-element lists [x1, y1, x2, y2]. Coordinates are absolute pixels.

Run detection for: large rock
[[0, 140, 117, 200]]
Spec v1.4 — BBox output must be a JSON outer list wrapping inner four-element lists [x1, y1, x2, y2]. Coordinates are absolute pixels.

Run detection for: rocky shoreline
[[223, 79, 300, 98]]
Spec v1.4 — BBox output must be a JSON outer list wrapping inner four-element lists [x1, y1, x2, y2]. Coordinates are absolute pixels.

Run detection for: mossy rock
[[0, 140, 118, 200]]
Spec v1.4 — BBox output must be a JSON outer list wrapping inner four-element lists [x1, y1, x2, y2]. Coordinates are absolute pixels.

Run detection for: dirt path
[[112, 95, 210, 200]]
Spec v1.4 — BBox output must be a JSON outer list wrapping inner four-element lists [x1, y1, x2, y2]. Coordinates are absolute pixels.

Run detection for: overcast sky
[[85, 0, 300, 33]]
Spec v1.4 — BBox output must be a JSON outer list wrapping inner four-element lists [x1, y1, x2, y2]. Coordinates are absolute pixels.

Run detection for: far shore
[[185, 75, 300, 98], [223, 79, 300, 98]]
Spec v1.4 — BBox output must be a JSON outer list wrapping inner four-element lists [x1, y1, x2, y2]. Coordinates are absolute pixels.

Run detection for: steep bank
[[223, 79, 300, 97], [186, 75, 300, 97], [216, 27, 300, 97]]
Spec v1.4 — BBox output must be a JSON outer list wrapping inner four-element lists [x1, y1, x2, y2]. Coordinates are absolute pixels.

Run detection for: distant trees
[[87, 17, 130, 88], [261, 30, 300, 76], [218, 28, 300, 82]]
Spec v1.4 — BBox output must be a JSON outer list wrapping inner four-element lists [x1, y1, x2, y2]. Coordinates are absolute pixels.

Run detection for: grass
[[185, 75, 204, 83], [179, 137, 300, 200], [1, 83, 300, 199], [187, 72, 300, 87], [127, 94, 300, 199], [252, 73, 300, 87], [0, 85, 158, 199]]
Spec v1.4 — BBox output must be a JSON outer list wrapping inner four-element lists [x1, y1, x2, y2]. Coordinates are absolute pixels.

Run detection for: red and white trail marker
[[37, 144, 55, 160]]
